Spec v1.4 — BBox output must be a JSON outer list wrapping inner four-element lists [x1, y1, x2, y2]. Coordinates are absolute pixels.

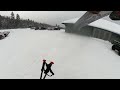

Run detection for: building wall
[[64, 23, 74, 33], [64, 23, 94, 37], [64, 23, 120, 43], [75, 26, 94, 37], [92, 28, 112, 41], [110, 33, 120, 44]]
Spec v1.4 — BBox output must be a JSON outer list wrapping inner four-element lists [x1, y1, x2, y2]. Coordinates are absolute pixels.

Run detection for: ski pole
[[43, 74, 47, 79]]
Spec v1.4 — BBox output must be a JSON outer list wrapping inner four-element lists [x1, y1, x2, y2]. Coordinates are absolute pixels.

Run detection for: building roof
[[62, 17, 120, 35]]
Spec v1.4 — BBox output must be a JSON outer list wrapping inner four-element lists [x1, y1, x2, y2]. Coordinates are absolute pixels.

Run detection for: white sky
[[0, 11, 86, 27]]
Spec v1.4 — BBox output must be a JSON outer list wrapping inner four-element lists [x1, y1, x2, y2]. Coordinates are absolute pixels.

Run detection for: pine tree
[[11, 12, 15, 19], [1, 19, 8, 29], [16, 14, 20, 20], [0, 15, 2, 29]]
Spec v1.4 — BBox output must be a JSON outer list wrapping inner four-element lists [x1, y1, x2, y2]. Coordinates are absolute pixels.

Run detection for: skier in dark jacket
[[43, 62, 54, 79]]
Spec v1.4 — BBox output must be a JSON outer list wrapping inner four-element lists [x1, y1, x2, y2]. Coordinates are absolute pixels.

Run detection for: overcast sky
[[0, 11, 86, 27], [1, 11, 119, 27]]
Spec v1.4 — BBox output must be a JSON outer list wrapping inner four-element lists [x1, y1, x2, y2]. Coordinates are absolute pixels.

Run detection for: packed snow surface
[[0, 28, 119, 79]]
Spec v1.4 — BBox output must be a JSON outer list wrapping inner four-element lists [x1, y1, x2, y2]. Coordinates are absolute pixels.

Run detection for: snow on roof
[[62, 17, 120, 35], [62, 17, 80, 24]]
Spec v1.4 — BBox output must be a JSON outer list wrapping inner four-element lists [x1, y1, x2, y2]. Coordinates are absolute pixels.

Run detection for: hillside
[[0, 14, 52, 29]]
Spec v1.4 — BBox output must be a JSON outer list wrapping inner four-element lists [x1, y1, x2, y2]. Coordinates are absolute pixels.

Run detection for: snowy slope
[[0, 29, 120, 79]]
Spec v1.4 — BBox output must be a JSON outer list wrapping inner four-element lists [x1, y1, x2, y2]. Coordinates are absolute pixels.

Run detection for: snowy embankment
[[0, 28, 119, 79]]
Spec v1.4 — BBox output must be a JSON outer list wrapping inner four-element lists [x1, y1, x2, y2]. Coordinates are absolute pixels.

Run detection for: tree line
[[0, 12, 52, 29]]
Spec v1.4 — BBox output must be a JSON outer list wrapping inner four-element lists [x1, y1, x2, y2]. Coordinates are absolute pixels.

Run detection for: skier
[[40, 60, 46, 79], [43, 62, 54, 79], [40, 60, 54, 79]]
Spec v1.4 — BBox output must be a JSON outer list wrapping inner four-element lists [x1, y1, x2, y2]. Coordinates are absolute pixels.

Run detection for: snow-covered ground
[[0, 28, 120, 79]]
